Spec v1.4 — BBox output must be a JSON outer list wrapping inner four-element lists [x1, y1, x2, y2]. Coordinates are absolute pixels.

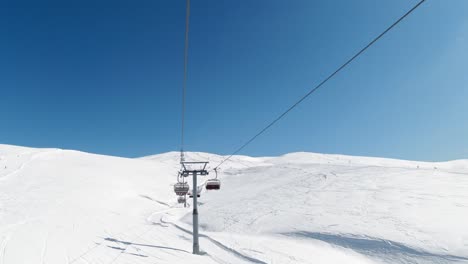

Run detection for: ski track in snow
[[40, 232, 49, 264], [0, 149, 61, 181], [0, 235, 10, 264]]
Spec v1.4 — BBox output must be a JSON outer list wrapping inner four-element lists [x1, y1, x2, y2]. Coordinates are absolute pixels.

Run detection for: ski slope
[[1, 144, 467, 263]]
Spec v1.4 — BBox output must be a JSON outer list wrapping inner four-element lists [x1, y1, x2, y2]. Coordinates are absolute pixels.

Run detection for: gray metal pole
[[184, 178, 187, 208], [192, 171, 200, 254]]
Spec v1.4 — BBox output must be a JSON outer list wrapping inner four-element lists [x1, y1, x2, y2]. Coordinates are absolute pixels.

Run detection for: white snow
[[0, 144, 467, 263]]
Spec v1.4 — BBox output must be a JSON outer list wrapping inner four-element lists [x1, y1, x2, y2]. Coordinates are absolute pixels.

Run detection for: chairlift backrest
[[206, 179, 221, 190], [174, 182, 189, 196]]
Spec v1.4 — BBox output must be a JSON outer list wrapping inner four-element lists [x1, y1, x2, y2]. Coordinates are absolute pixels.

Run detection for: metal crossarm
[[181, 161, 209, 176]]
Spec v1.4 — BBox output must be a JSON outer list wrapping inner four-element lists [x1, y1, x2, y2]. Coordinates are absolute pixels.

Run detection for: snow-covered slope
[[1, 144, 467, 263]]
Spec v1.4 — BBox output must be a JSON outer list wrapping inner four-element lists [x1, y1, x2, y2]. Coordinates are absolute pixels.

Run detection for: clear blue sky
[[1, 0, 467, 161]]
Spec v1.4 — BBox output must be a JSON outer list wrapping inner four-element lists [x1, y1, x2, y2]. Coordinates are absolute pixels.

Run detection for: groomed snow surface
[[1, 144, 467, 264]]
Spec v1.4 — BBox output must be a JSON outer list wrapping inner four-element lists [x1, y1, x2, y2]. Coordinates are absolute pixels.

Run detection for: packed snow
[[0, 144, 467, 263]]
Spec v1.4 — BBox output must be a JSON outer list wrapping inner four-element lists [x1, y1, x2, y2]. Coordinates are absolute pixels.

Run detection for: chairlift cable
[[180, 0, 191, 164], [211, 0, 426, 171]]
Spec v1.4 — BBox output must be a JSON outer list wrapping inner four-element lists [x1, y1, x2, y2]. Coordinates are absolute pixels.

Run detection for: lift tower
[[180, 161, 208, 255]]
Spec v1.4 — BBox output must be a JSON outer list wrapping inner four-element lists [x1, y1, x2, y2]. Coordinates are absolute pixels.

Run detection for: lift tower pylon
[[180, 161, 209, 255]]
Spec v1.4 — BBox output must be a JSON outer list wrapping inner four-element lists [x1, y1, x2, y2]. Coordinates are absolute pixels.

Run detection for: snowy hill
[[0, 144, 467, 263]]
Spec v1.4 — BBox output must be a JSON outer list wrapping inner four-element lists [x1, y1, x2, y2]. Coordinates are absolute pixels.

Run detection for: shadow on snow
[[104, 237, 190, 254], [284, 231, 468, 264], [159, 218, 267, 264]]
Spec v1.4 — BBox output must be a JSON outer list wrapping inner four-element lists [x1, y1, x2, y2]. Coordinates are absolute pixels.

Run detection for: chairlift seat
[[206, 179, 221, 190], [177, 196, 186, 204], [174, 182, 189, 196]]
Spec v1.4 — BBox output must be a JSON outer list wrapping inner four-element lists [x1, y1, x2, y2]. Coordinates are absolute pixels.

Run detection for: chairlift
[[177, 195, 186, 204], [206, 168, 221, 190], [206, 179, 221, 190], [174, 172, 189, 196], [174, 182, 189, 196]]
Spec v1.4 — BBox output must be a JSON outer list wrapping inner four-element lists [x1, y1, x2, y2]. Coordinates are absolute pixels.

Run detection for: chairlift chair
[[206, 168, 221, 190], [206, 179, 221, 190], [177, 195, 186, 204], [174, 182, 189, 196]]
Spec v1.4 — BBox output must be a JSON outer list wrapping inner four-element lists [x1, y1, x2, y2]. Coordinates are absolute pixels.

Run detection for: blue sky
[[1, 0, 467, 161]]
